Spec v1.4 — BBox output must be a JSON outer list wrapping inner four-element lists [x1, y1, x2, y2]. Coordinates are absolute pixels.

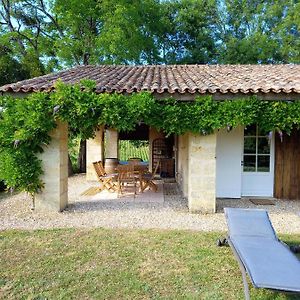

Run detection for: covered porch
[[86, 125, 176, 181], [1, 65, 299, 214], [36, 120, 217, 213]]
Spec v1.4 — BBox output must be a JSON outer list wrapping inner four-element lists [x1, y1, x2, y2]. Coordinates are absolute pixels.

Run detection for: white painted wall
[[216, 127, 243, 198]]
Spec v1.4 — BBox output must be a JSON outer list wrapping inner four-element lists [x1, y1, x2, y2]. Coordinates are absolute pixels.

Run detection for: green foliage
[[160, 0, 218, 64], [119, 140, 149, 162], [68, 136, 81, 173], [96, 0, 162, 64], [0, 93, 56, 195], [217, 0, 300, 63], [0, 46, 30, 86], [0, 149, 43, 195], [0, 83, 300, 196], [1, 0, 299, 72]]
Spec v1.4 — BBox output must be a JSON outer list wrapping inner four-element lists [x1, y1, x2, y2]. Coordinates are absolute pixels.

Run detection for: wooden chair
[[117, 164, 137, 198], [141, 160, 160, 192], [93, 161, 117, 193]]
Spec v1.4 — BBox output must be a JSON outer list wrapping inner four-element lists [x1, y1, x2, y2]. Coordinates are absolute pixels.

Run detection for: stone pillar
[[35, 121, 68, 212], [106, 128, 119, 158], [86, 126, 104, 180], [177, 133, 189, 198], [188, 132, 216, 213]]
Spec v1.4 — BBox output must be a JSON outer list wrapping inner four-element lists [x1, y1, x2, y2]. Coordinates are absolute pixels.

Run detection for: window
[[243, 125, 270, 172]]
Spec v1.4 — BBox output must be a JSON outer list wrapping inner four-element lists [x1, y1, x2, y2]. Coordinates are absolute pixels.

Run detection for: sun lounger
[[223, 208, 300, 300]]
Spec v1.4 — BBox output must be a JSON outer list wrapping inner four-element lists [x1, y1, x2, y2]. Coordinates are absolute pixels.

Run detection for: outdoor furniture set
[[92, 159, 160, 198]]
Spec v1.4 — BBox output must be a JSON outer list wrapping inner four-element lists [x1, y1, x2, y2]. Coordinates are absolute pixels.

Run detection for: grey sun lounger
[[224, 208, 300, 300]]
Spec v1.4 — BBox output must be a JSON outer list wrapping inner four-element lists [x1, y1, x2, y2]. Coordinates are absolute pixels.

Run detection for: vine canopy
[[0, 79, 299, 195]]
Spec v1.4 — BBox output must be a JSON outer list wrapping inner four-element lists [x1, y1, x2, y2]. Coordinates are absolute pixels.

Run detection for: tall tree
[[52, 0, 162, 65], [0, 45, 30, 85], [216, 0, 300, 63], [159, 0, 219, 64], [0, 0, 58, 76]]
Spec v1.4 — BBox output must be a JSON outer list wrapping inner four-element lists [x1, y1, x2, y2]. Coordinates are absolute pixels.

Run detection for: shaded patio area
[[65, 174, 190, 214], [0, 174, 299, 233], [68, 174, 166, 211]]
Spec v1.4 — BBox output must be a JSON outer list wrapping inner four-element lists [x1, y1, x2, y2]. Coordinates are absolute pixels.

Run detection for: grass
[[0, 229, 299, 300]]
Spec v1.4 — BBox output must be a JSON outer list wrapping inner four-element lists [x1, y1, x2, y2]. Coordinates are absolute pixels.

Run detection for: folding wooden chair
[[140, 160, 160, 192], [93, 161, 117, 193], [116, 164, 137, 198]]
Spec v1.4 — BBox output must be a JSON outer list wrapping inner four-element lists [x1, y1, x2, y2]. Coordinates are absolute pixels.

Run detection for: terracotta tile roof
[[1, 64, 300, 95]]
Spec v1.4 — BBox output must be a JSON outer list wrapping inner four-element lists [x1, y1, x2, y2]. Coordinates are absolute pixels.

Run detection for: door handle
[[241, 161, 244, 166]]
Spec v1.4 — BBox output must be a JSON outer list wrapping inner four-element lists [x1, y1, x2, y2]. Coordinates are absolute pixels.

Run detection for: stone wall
[[106, 128, 119, 158], [86, 127, 104, 180], [35, 121, 68, 211], [177, 133, 189, 198], [187, 132, 216, 213]]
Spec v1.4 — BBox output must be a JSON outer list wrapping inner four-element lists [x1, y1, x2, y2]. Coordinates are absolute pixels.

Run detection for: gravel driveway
[[0, 174, 299, 234]]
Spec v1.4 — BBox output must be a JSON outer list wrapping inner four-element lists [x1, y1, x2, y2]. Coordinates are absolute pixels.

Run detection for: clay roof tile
[[1, 64, 299, 96]]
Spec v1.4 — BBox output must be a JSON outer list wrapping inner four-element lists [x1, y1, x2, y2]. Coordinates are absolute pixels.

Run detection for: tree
[[0, 45, 30, 85], [216, 0, 300, 63], [52, 0, 162, 65], [0, 0, 56, 76], [275, 1, 300, 63], [159, 0, 219, 64]]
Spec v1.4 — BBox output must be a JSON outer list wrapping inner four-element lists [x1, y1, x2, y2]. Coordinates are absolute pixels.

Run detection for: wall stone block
[[35, 121, 68, 212], [188, 132, 216, 213], [86, 126, 104, 180]]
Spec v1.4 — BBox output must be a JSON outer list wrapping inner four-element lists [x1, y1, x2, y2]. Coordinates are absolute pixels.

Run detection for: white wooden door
[[241, 125, 274, 197], [216, 127, 243, 198]]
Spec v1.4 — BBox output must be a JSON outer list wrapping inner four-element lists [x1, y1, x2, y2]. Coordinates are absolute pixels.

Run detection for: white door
[[216, 127, 243, 198], [241, 125, 274, 197]]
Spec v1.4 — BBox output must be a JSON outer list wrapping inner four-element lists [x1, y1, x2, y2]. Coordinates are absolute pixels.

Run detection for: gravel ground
[[0, 174, 299, 234]]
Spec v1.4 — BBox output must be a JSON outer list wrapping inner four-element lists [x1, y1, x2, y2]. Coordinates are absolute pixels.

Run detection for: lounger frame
[[224, 208, 300, 299], [227, 237, 251, 300]]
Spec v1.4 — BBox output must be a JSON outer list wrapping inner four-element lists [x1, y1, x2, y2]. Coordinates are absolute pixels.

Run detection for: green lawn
[[0, 229, 299, 300]]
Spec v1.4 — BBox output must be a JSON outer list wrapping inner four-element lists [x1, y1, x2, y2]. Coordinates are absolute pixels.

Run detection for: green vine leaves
[[0, 79, 299, 194], [0, 93, 56, 195]]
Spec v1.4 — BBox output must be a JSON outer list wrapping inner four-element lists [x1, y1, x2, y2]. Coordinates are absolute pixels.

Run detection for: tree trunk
[[68, 154, 73, 176], [77, 139, 87, 173]]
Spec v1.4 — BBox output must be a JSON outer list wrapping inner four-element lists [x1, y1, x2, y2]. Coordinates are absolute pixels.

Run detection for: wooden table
[[116, 163, 149, 193]]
